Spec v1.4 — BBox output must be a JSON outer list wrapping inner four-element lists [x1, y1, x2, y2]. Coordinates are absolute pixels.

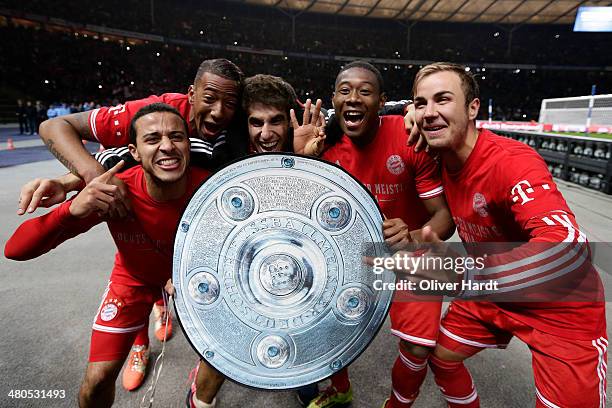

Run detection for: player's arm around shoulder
[[39, 111, 106, 183], [404, 135, 454, 241]]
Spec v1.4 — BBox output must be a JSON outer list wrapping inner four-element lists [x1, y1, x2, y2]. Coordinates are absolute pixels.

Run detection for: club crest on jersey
[[472, 193, 489, 217], [386, 155, 405, 175], [100, 298, 123, 321]]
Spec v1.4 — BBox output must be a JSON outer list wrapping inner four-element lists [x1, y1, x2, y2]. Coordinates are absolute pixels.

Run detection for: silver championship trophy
[[173, 154, 394, 389]]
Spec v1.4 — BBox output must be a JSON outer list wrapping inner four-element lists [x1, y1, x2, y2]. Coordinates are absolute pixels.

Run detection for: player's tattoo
[[45, 139, 78, 175]]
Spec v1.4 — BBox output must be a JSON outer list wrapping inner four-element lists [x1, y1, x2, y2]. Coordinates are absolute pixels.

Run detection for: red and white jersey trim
[[463, 211, 589, 294], [418, 185, 444, 199], [592, 337, 608, 408], [89, 108, 100, 142]]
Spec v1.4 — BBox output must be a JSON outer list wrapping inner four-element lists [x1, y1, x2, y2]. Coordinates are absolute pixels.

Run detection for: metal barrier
[[494, 130, 612, 194]]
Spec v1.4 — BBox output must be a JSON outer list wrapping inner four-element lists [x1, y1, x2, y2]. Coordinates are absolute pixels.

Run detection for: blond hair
[[412, 62, 479, 107]]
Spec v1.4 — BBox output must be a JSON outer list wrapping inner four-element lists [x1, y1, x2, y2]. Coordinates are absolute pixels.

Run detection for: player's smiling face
[[188, 72, 240, 140], [414, 71, 479, 151], [129, 111, 190, 184], [332, 67, 385, 144], [247, 103, 290, 153]]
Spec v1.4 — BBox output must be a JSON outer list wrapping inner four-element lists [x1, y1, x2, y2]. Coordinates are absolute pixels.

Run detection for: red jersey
[[88, 93, 193, 146], [322, 116, 443, 229], [443, 129, 605, 339], [5, 166, 210, 287]]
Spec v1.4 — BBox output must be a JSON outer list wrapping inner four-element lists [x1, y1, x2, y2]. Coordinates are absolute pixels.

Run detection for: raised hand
[[291, 98, 327, 156]]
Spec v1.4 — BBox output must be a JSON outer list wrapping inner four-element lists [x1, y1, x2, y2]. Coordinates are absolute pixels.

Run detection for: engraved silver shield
[[173, 154, 394, 389]]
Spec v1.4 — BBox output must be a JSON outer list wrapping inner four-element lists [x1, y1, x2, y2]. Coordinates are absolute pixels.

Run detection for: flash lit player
[[411, 62, 607, 408], [5, 104, 210, 408], [295, 61, 454, 408]]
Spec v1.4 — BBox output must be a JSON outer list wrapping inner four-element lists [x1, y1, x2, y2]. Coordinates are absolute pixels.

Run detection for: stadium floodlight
[[574, 7, 612, 32]]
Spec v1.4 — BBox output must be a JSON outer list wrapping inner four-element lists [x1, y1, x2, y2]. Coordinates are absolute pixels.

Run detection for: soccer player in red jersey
[[410, 62, 607, 407], [16, 59, 244, 390], [187, 74, 325, 408], [300, 61, 454, 408], [5, 103, 210, 408], [36, 59, 244, 185]]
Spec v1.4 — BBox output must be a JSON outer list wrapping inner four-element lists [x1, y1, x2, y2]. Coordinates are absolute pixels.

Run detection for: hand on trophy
[[366, 226, 462, 295], [290, 98, 327, 156]]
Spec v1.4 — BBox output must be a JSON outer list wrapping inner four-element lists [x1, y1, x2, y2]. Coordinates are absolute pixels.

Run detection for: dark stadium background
[[0, 2, 610, 408]]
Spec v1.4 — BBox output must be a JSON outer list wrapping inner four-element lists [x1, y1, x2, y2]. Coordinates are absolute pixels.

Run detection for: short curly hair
[[241, 74, 298, 116]]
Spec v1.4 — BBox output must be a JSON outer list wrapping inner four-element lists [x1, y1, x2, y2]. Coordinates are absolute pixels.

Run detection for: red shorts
[[89, 281, 163, 362], [389, 296, 442, 347], [439, 301, 608, 408]]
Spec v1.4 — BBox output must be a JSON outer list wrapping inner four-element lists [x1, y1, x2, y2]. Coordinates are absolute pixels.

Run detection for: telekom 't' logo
[[511, 180, 536, 205]]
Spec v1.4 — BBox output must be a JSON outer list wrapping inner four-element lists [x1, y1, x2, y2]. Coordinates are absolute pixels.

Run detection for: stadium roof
[[239, 0, 612, 24]]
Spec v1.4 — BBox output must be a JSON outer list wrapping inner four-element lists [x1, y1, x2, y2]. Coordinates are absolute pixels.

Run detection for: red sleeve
[[87, 95, 164, 146], [504, 149, 572, 227], [411, 150, 443, 200], [462, 151, 592, 296], [4, 201, 102, 261]]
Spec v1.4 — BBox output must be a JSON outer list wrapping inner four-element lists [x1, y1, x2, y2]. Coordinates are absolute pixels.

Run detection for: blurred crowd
[[15, 99, 99, 134], [3, 0, 611, 123]]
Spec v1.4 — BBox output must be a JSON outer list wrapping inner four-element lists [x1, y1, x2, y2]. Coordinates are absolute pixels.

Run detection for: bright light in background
[[574, 7, 612, 32]]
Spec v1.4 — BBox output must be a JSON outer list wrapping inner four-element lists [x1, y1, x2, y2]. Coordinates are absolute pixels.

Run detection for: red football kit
[[321, 115, 446, 406], [437, 129, 607, 408], [88, 93, 192, 146], [5, 166, 210, 361], [322, 115, 444, 347]]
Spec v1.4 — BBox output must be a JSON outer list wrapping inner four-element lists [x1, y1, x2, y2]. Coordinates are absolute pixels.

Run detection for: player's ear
[[128, 143, 141, 162], [379, 92, 387, 109], [468, 98, 480, 121], [187, 85, 195, 105]]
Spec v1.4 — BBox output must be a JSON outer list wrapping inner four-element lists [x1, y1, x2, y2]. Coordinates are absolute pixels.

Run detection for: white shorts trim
[[535, 388, 561, 408], [439, 325, 508, 349], [390, 328, 436, 347]]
